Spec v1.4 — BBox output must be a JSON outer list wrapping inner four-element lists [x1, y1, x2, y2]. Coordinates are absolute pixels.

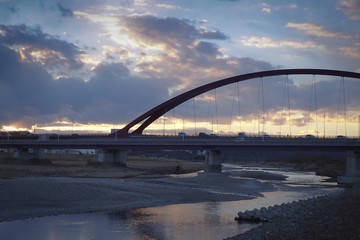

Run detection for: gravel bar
[[0, 174, 274, 222], [226, 186, 360, 240]]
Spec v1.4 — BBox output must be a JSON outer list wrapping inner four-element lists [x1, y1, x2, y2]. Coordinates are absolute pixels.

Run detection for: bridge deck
[[1, 136, 359, 152]]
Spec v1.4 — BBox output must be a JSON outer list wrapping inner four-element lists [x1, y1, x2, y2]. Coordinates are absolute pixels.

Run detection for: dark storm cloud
[[121, 14, 273, 79], [0, 41, 168, 126], [121, 15, 228, 47], [57, 3, 74, 17], [0, 43, 56, 125], [80, 63, 168, 122], [1, 12, 358, 131], [0, 25, 83, 69], [194, 41, 220, 56]]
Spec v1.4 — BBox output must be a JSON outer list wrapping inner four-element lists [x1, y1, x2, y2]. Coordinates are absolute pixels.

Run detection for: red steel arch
[[114, 69, 360, 136]]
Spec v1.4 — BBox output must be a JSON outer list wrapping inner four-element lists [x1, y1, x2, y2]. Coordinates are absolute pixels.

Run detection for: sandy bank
[[0, 173, 275, 222], [0, 155, 204, 179]]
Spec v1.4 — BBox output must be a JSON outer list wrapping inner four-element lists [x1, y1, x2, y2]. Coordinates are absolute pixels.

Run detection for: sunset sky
[[0, 0, 359, 136]]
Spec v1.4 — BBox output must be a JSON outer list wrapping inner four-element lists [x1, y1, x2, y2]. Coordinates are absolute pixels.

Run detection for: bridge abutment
[[97, 149, 128, 166], [204, 149, 222, 173], [337, 151, 360, 185]]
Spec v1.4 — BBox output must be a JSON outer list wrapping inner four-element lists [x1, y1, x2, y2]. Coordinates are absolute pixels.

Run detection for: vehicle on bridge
[[178, 132, 187, 137], [198, 132, 208, 138], [235, 132, 247, 142]]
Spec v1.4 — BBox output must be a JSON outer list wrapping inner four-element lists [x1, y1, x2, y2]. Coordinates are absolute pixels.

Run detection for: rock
[[229, 189, 360, 240]]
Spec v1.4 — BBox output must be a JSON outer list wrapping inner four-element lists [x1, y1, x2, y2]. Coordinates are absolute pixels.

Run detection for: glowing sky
[[0, 0, 359, 136]]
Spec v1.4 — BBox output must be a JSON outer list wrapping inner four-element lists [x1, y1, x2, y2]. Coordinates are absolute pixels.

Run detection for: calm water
[[0, 166, 340, 240]]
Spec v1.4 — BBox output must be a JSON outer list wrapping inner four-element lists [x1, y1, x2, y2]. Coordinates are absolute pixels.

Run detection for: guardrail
[[0, 136, 359, 152]]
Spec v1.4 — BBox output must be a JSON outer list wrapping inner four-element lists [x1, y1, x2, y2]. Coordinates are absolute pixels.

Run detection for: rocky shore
[[227, 186, 360, 240]]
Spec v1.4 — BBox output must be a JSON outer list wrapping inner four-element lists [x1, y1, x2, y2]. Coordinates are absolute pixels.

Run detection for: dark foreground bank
[[227, 186, 360, 240]]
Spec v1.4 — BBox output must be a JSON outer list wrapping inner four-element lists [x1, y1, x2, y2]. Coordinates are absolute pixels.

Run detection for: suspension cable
[[163, 107, 167, 136], [280, 76, 286, 136], [306, 75, 318, 135], [336, 77, 347, 136], [254, 78, 261, 134], [193, 97, 197, 136], [214, 88, 219, 133], [306, 78, 313, 134], [286, 75, 292, 136], [343, 77, 347, 136], [229, 83, 237, 133], [184, 100, 190, 133], [261, 77, 265, 134], [313, 75, 318, 136], [237, 82, 242, 132], [173, 108, 176, 135]]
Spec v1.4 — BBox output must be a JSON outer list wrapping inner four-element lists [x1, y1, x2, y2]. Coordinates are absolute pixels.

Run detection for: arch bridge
[[114, 68, 360, 137], [2, 69, 360, 184]]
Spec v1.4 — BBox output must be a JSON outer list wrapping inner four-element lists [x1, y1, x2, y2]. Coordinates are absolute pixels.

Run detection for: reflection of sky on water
[[119, 201, 258, 240], [223, 163, 336, 186], [0, 203, 256, 240], [0, 190, 339, 240], [0, 166, 342, 240]]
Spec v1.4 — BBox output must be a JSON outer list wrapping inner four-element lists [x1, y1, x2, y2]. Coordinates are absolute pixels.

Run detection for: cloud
[[0, 41, 169, 126], [0, 24, 84, 69], [155, 3, 181, 10], [286, 22, 352, 39], [120, 15, 245, 89], [57, 4, 74, 17], [0, 16, 278, 128], [339, 46, 360, 59], [1, 11, 358, 132], [121, 15, 227, 48], [194, 41, 220, 56], [337, 0, 360, 20], [0, 43, 57, 125], [199, 19, 209, 24], [240, 36, 326, 51], [259, 3, 272, 14], [288, 4, 298, 9]]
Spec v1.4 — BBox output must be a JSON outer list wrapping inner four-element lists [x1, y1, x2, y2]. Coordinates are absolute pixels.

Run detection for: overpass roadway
[[1, 136, 359, 152], [2, 136, 360, 184]]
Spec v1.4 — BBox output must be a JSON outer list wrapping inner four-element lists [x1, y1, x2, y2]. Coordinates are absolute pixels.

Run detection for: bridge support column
[[204, 149, 222, 173], [337, 151, 360, 185], [33, 149, 46, 160], [97, 149, 128, 166], [13, 148, 32, 160]]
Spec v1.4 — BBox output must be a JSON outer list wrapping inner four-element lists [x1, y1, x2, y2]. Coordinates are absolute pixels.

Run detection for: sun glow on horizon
[[2, 111, 359, 137]]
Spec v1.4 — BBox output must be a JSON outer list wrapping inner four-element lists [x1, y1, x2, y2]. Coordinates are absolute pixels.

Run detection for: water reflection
[[107, 201, 258, 240], [0, 166, 341, 240]]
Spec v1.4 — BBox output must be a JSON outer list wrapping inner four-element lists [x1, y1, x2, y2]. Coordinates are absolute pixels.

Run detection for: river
[[0, 164, 341, 240]]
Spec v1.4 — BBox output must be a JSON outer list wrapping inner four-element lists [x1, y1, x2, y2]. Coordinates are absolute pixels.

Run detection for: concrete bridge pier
[[337, 151, 360, 185], [13, 148, 32, 160], [204, 149, 222, 173], [33, 149, 45, 159], [13, 148, 46, 160], [97, 149, 128, 166]]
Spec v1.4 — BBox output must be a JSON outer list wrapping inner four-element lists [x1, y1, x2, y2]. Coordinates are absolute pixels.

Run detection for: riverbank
[[0, 172, 278, 222], [1, 154, 353, 239], [227, 186, 360, 240], [0, 154, 204, 179]]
